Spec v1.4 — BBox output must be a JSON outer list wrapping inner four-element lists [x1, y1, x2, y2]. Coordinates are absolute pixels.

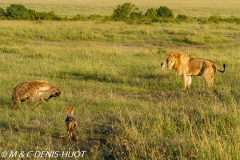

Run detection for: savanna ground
[[0, 0, 240, 159]]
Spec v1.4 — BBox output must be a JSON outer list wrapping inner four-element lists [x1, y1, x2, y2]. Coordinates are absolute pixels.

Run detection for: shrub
[[87, 14, 104, 21], [208, 13, 222, 23], [36, 11, 63, 20], [5, 4, 64, 20], [112, 3, 135, 21], [6, 4, 36, 20], [205, 14, 240, 24], [129, 11, 144, 20], [156, 6, 174, 18], [145, 6, 174, 22], [0, 7, 7, 19], [145, 8, 158, 19], [225, 16, 240, 23], [70, 14, 87, 21], [177, 14, 188, 21], [0, 7, 6, 16], [127, 11, 152, 24]]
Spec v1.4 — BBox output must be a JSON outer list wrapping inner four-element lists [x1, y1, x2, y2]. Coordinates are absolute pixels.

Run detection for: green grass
[[0, 4, 240, 159]]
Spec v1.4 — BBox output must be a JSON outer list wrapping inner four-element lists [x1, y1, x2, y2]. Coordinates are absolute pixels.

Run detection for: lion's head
[[166, 52, 183, 69]]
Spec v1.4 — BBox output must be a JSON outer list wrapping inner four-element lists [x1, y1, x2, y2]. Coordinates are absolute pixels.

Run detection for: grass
[[1, 0, 240, 17], [0, 2, 240, 159]]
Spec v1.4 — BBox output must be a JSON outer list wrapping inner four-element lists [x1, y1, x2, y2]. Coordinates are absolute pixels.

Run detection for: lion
[[161, 52, 226, 89], [12, 80, 62, 109]]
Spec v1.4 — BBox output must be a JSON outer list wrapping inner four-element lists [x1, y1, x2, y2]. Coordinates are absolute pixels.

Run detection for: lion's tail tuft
[[218, 64, 226, 73]]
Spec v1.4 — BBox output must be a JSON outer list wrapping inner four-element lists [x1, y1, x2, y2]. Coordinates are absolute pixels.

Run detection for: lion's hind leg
[[203, 73, 215, 88]]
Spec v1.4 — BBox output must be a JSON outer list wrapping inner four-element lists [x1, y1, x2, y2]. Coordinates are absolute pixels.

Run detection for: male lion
[[161, 52, 226, 89], [12, 80, 62, 109]]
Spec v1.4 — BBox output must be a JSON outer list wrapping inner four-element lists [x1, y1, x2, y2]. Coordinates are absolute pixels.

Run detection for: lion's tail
[[215, 64, 226, 73]]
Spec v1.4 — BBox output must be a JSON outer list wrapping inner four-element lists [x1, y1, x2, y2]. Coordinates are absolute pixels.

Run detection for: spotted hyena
[[12, 80, 62, 109]]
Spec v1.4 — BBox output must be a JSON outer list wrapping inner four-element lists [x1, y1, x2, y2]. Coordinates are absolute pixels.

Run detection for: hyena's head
[[44, 83, 62, 101], [49, 83, 62, 96]]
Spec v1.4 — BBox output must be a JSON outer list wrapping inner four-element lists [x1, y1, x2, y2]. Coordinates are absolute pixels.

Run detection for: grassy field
[[1, 0, 240, 17], [0, 1, 240, 160]]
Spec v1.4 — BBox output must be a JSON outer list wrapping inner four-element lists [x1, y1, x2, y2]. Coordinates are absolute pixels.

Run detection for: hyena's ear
[[48, 83, 56, 89], [71, 107, 75, 112]]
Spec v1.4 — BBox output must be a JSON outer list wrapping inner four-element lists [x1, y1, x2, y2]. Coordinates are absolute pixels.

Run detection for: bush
[[112, 3, 135, 21], [145, 8, 158, 19], [225, 16, 240, 23], [177, 14, 188, 21], [129, 11, 144, 20], [5, 4, 65, 20], [87, 14, 105, 21], [36, 11, 64, 20], [70, 14, 87, 21], [208, 13, 222, 23], [127, 11, 152, 24], [156, 6, 174, 18], [207, 14, 240, 24], [0, 7, 7, 19], [0, 7, 6, 16], [6, 4, 36, 20], [145, 6, 174, 23]]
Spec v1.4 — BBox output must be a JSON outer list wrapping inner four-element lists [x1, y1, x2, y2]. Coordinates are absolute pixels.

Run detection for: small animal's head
[[66, 107, 75, 117], [160, 60, 166, 70]]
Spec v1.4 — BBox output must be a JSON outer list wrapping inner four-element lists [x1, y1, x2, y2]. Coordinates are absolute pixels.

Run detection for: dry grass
[[1, 0, 240, 17]]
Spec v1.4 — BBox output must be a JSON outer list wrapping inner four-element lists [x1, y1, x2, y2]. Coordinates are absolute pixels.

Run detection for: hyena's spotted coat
[[12, 80, 62, 109]]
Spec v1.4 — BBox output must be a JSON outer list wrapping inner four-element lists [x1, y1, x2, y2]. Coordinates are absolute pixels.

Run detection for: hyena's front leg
[[37, 97, 43, 107], [12, 100, 19, 109], [12, 95, 20, 109], [29, 98, 33, 110]]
